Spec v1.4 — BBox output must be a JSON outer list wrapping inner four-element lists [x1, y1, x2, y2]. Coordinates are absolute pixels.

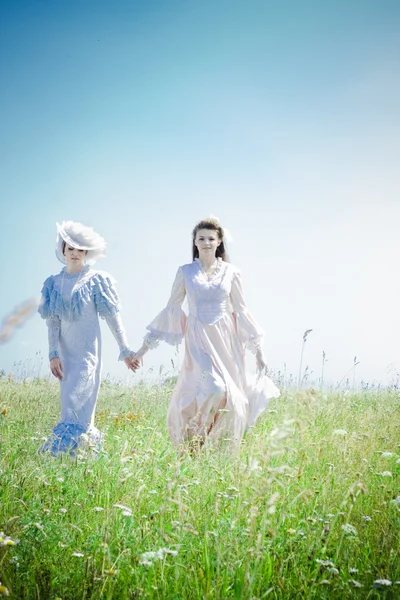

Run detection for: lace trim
[[38, 423, 87, 456], [144, 328, 183, 348], [38, 271, 120, 321], [38, 423, 104, 457], [143, 332, 160, 350], [103, 313, 133, 359], [47, 317, 61, 359], [195, 257, 224, 282], [119, 349, 134, 361]]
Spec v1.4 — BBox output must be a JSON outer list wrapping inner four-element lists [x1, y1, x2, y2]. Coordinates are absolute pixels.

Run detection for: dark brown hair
[[192, 218, 229, 262]]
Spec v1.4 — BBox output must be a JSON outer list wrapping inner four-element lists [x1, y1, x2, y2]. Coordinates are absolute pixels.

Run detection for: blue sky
[[1, 0, 400, 386]]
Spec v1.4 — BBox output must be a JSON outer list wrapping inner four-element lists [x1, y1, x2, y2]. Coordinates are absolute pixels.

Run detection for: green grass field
[[0, 377, 399, 599]]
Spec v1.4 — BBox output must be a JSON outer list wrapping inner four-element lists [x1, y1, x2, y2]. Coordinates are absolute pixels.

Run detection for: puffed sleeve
[[38, 276, 54, 319], [230, 268, 264, 354], [92, 272, 120, 317], [92, 272, 134, 359], [144, 267, 187, 349], [38, 276, 60, 360]]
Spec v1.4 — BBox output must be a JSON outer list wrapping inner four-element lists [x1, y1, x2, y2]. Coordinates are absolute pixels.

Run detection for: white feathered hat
[[55, 221, 107, 265]]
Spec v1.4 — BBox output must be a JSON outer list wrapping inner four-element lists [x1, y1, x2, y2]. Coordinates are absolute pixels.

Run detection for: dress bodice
[[38, 267, 120, 322], [182, 259, 234, 325]]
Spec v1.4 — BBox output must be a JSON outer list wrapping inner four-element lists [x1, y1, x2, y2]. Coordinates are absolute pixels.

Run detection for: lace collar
[[58, 265, 97, 293], [195, 257, 224, 282]]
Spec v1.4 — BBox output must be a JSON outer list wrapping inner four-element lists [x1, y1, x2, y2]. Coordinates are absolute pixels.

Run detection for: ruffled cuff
[[145, 306, 186, 348], [49, 350, 59, 360], [118, 348, 134, 361], [38, 276, 54, 319], [142, 332, 159, 349]]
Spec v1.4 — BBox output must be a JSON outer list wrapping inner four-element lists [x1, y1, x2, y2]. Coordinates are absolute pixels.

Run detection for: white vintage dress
[[38, 265, 133, 455], [144, 259, 280, 446]]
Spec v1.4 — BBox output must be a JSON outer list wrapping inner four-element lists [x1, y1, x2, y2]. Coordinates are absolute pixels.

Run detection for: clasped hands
[[123, 354, 141, 372], [50, 354, 142, 379]]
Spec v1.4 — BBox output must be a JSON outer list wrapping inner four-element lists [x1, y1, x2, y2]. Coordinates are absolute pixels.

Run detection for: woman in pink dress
[[135, 217, 280, 447]]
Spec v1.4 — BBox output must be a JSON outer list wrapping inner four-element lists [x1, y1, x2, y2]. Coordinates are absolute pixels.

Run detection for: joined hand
[[124, 354, 141, 372]]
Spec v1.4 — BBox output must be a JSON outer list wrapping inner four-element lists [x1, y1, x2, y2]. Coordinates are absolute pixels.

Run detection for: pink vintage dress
[[144, 259, 280, 446]]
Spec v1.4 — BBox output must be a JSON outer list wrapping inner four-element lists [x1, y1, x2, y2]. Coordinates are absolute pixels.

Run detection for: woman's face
[[63, 244, 87, 270], [194, 228, 221, 258]]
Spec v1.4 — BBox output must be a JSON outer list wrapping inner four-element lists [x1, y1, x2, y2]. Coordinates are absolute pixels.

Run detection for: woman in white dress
[[38, 221, 139, 456], [135, 217, 280, 447]]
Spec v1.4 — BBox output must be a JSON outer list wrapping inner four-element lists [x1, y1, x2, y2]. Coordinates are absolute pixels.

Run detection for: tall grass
[[0, 378, 399, 599]]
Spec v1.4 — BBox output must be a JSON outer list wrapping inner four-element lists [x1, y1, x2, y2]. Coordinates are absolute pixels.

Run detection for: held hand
[[50, 357, 63, 380], [255, 349, 267, 373], [124, 354, 141, 372]]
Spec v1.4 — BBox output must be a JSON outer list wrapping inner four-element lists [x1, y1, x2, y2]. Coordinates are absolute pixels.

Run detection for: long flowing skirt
[[167, 313, 280, 446], [39, 315, 103, 456]]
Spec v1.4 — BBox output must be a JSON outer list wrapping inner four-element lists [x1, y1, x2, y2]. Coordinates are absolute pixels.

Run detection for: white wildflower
[[373, 579, 392, 588], [349, 579, 363, 588], [0, 533, 19, 547], [140, 550, 163, 562], [59, 508, 67, 514], [316, 559, 335, 568], [341, 523, 358, 536], [163, 548, 179, 556], [349, 568, 359, 574], [380, 452, 394, 458], [93, 507, 104, 512], [379, 471, 392, 477], [113, 504, 132, 516], [139, 547, 179, 565], [72, 552, 84, 558], [332, 429, 347, 436]]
